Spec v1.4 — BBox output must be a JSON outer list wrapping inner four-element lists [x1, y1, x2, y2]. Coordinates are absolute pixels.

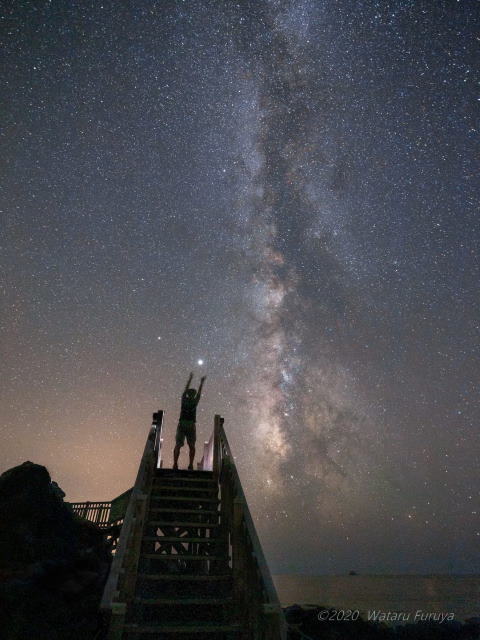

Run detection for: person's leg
[[173, 444, 181, 470], [187, 444, 195, 470], [186, 425, 196, 470], [173, 424, 185, 469]]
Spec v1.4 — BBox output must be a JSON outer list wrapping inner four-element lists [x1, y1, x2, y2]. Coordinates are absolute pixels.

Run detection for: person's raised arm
[[196, 375, 206, 402], [184, 372, 194, 395]]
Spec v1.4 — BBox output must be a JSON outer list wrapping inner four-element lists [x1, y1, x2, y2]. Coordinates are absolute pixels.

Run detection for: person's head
[[186, 388, 196, 399]]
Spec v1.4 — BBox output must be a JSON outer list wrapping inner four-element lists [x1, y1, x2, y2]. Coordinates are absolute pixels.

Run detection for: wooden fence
[[69, 501, 112, 528]]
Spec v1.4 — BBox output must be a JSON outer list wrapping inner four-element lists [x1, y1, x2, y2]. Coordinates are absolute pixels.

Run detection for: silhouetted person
[[173, 372, 206, 470]]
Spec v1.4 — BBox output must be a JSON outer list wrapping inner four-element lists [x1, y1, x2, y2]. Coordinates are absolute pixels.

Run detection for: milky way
[[1, 0, 478, 574]]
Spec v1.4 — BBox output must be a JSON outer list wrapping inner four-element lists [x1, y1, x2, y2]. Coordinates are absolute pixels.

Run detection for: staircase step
[[148, 521, 219, 528], [143, 537, 216, 543], [135, 597, 232, 605], [154, 479, 217, 486], [142, 554, 225, 561], [156, 470, 214, 478], [149, 508, 219, 515], [123, 622, 240, 633], [151, 486, 217, 494], [150, 496, 219, 503], [134, 574, 233, 599], [138, 573, 231, 581]]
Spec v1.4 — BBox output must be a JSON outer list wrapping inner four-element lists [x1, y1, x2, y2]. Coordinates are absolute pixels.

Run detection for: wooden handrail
[[152, 410, 163, 467], [198, 432, 214, 472], [201, 415, 287, 639], [100, 410, 163, 619]]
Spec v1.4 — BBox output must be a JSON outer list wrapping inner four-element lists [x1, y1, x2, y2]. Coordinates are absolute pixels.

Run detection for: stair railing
[[200, 415, 287, 640], [100, 410, 163, 639]]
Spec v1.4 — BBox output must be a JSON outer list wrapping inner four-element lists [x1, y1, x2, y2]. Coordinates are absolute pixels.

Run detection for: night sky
[[2, 1, 478, 575]]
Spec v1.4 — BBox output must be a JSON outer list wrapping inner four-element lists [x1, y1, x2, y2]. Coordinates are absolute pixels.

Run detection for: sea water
[[273, 574, 480, 623]]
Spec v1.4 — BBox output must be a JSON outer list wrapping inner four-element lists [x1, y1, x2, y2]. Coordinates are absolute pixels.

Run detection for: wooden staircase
[[123, 469, 239, 638], [100, 412, 286, 640]]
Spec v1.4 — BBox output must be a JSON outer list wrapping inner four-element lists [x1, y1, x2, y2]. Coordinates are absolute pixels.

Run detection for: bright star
[[197, 359, 204, 366]]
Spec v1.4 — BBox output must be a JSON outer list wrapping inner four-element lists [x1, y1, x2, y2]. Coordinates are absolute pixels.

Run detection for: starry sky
[[1, 0, 478, 575]]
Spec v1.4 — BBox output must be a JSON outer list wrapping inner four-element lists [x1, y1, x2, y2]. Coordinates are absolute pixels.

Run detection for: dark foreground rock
[[0, 461, 111, 640], [285, 605, 480, 640]]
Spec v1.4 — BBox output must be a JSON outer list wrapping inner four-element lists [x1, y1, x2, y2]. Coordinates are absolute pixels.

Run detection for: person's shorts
[[175, 419, 196, 447]]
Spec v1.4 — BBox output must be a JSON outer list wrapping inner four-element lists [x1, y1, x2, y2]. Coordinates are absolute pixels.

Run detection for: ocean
[[273, 574, 480, 623]]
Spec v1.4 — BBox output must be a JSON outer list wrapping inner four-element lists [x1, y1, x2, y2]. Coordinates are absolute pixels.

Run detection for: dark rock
[[0, 461, 112, 639], [0, 461, 77, 571], [466, 618, 480, 627], [285, 603, 307, 624]]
